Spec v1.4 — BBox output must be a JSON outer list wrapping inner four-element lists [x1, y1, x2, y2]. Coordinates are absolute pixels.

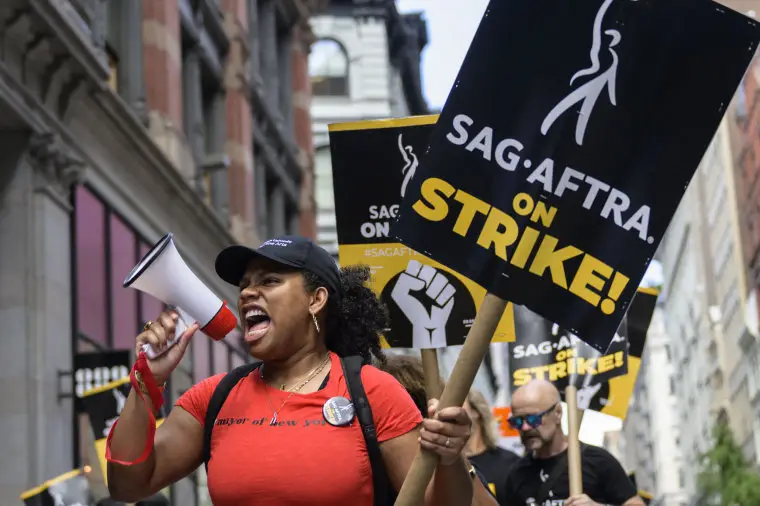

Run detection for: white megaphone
[[123, 233, 238, 359]]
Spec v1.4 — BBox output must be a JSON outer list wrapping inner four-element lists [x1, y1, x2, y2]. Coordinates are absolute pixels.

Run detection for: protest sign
[[329, 116, 515, 348], [493, 406, 523, 455], [80, 378, 166, 484], [20, 469, 93, 506], [73, 350, 130, 413], [509, 287, 657, 419], [392, 0, 760, 352]]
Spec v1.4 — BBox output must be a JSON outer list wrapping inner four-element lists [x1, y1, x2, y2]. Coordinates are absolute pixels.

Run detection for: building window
[[73, 185, 204, 505], [110, 214, 138, 350], [106, 47, 118, 92], [103, 0, 145, 113], [713, 238, 733, 277], [721, 282, 740, 327], [737, 78, 748, 121], [75, 186, 108, 345], [200, 72, 227, 211], [193, 332, 212, 381], [231, 351, 246, 370], [73, 185, 169, 473], [213, 342, 229, 375], [74, 185, 168, 349], [103, 0, 119, 92], [309, 39, 349, 96], [181, 31, 227, 216]]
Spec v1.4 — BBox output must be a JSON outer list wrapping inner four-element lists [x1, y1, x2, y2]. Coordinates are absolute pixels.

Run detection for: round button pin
[[323, 396, 355, 427]]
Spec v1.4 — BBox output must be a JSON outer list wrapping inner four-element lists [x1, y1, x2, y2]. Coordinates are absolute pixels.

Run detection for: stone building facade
[[0, 0, 323, 504], [309, 0, 428, 257]]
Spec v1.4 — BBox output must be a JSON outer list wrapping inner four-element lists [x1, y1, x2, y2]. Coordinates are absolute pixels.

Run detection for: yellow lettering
[[453, 189, 491, 237], [512, 192, 534, 216], [597, 354, 615, 374], [510, 226, 540, 268], [412, 177, 455, 222], [476, 206, 519, 260], [530, 201, 558, 227], [568, 357, 577, 375], [528, 235, 583, 289], [555, 350, 567, 361], [568, 254, 613, 308], [576, 358, 597, 375], [548, 362, 567, 381], [529, 365, 551, 380], [513, 369, 533, 386]]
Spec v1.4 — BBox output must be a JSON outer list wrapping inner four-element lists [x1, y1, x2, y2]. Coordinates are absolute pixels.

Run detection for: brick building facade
[[736, 56, 760, 316], [0, 0, 324, 504], [732, 47, 760, 466]]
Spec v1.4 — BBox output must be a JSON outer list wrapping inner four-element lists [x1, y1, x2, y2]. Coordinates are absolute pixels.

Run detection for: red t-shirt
[[176, 352, 423, 505]]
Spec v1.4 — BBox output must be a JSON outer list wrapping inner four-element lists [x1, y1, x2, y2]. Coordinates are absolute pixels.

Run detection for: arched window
[[309, 39, 349, 97]]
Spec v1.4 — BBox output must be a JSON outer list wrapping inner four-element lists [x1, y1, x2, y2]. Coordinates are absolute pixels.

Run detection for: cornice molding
[[27, 131, 85, 211]]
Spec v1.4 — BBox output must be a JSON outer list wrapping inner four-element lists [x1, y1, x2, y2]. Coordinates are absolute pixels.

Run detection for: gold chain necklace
[[262, 353, 331, 425], [263, 352, 331, 392]]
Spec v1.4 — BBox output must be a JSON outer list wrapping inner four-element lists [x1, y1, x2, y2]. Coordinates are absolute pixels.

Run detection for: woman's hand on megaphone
[[137, 310, 200, 385]]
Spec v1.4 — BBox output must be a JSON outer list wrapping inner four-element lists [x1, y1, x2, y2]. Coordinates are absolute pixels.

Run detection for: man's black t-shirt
[[469, 447, 520, 504], [502, 444, 637, 506]]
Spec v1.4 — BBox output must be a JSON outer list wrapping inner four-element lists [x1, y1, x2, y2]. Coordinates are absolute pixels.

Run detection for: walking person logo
[[398, 133, 418, 198], [541, 0, 620, 146]]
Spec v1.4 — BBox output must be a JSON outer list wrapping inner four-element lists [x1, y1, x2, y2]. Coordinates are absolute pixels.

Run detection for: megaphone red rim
[[124, 233, 174, 288], [202, 302, 238, 341]]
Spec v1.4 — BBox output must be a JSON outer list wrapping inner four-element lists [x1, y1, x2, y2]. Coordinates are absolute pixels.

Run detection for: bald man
[[501, 380, 643, 506]]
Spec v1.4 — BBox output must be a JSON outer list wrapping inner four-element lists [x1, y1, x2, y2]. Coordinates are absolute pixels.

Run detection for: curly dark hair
[[374, 354, 442, 417], [302, 264, 388, 365]]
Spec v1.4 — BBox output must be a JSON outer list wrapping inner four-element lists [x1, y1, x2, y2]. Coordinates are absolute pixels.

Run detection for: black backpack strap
[[341, 355, 393, 506], [202, 361, 262, 473]]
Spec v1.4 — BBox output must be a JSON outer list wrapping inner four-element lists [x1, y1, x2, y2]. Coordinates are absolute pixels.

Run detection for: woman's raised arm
[[106, 311, 203, 502]]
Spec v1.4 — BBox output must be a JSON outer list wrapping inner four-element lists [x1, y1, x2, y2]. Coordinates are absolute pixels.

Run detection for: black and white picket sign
[[393, 0, 760, 351]]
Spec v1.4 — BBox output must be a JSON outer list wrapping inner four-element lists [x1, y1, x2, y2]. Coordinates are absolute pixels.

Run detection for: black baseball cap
[[215, 235, 342, 296]]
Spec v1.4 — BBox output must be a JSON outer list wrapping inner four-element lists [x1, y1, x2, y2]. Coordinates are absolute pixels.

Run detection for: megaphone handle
[[141, 312, 190, 360]]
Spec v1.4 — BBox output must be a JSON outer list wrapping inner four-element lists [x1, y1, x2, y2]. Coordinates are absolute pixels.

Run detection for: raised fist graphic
[[391, 260, 456, 348]]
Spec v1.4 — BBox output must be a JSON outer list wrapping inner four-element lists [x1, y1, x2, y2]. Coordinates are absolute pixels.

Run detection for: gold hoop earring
[[311, 311, 320, 334]]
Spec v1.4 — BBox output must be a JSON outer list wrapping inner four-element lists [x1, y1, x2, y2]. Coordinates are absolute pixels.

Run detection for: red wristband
[[134, 353, 166, 410], [105, 352, 165, 466]]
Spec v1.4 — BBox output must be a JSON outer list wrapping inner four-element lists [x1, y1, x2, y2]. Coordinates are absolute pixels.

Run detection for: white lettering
[[556, 335, 573, 350], [446, 114, 473, 145], [554, 167, 584, 197], [526, 159, 554, 192], [466, 127, 493, 160], [495, 138, 523, 171], [600, 188, 630, 226], [363, 246, 422, 258], [512, 342, 557, 359], [360, 222, 390, 238], [368, 205, 399, 220], [580, 175, 609, 210], [623, 205, 651, 241], [444, 114, 653, 242]]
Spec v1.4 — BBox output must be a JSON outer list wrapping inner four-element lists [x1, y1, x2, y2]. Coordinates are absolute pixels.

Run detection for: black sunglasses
[[507, 403, 558, 430]]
